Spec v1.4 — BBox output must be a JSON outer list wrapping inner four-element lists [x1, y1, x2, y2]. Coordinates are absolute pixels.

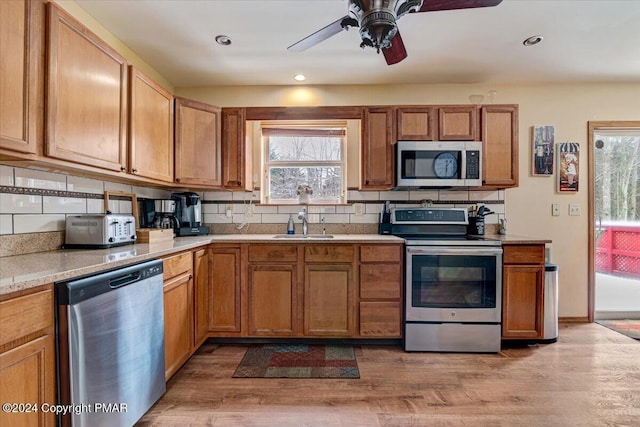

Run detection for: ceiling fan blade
[[418, 0, 503, 13], [382, 31, 408, 65], [287, 15, 351, 52]]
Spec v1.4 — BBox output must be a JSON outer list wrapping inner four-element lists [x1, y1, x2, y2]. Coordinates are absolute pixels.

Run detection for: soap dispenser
[[287, 214, 295, 234]]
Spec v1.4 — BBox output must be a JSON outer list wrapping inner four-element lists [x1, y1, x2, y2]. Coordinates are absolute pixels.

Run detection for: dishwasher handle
[[110, 272, 141, 289]]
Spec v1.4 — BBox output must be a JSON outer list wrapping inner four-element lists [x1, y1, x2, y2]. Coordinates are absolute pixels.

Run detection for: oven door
[[405, 246, 502, 323]]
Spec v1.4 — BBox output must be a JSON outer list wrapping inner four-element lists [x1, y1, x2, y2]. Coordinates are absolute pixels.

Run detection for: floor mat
[[232, 344, 360, 378], [596, 319, 640, 340]]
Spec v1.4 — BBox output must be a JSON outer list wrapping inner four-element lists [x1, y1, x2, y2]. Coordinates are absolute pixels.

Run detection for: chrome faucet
[[298, 208, 308, 236]]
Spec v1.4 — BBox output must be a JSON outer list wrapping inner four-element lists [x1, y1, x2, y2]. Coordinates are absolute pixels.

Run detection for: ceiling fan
[[287, 0, 503, 65]]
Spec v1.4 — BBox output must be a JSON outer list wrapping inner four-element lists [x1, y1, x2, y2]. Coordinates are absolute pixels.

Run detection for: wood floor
[[138, 323, 640, 426]]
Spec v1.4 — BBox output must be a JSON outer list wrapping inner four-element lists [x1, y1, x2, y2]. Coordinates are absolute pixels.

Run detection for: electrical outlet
[[552, 203, 560, 216], [225, 204, 232, 218], [569, 204, 581, 216], [353, 203, 364, 216]]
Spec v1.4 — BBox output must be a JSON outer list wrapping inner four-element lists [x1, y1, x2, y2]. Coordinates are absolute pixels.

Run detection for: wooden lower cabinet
[[163, 252, 193, 380], [193, 248, 210, 348], [0, 286, 55, 427], [304, 264, 354, 336], [502, 244, 545, 339], [358, 244, 403, 338], [208, 247, 241, 333], [248, 264, 297, 336]]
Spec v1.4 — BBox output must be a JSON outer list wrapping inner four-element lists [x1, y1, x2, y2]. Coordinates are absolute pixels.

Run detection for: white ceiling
[[74, 0, 640, 88]]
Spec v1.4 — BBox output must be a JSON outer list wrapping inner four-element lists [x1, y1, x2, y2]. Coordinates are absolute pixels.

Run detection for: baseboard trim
[[559, 316, 589, 323]]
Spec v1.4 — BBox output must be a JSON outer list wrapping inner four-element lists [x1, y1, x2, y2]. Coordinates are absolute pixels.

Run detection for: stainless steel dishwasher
[[56, 259, 165, 427]]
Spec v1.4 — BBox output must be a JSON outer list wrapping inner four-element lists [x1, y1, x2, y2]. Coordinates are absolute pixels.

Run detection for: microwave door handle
[[407, 247, 503, 256], [460, 150, 467, 180]]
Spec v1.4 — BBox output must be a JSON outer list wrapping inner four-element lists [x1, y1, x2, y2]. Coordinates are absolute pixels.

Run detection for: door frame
[[587, 121, 640, 322]]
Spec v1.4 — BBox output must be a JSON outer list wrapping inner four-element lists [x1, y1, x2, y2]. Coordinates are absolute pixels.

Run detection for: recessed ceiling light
[[523, 35, 543, 46], [294, 74, 306, 82], [215, 35, 232, 46]]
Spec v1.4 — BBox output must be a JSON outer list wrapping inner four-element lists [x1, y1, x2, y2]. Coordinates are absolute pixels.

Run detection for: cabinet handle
[[176, 177, 181, 183], [365, 180, 370, 185], [132, 168, 138, 173], [120, 166, 126, 172]]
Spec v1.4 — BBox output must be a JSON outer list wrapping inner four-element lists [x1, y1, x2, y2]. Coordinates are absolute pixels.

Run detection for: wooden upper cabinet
[[45, 3, 128, 172], [0, 0, 44, 156], [221, 107, 253, 191], [481, 105, 519, 188], [128, 66, 174, 182], [174, 97, 221, 187], [396, 107, 436, 140], [361, 106, 395, 190], [438, 106, 478, 140]]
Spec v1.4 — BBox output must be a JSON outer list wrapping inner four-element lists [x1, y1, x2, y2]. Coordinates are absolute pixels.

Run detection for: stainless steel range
[[388, 207, 503, 353]]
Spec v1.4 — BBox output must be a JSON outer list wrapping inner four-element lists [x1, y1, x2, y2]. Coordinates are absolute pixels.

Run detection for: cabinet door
[[248, 264, 296, 336], [481, 105, 519, 187], [221, 107, 252, 190], [396, 107, 436, 141], [129, 66, 174, 182], [304, 264, 354, 336], [0, 335, 56, 427], [359, 301, 401, 337], [502, 265, 544, 339], [175, 97, 221, 187], [45, 3, 128, 172], [438, 106, 478, 140], [163, 272, 193, 380], [0, 0, 43, 156], [193, 248, 209, 348], [361, 107, 394, 190], [209, 247, 241, 333]]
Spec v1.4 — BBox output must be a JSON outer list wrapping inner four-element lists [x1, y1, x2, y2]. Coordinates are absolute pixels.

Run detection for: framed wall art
[[532, 125, 555, 176], [558, 142, 580, 192]]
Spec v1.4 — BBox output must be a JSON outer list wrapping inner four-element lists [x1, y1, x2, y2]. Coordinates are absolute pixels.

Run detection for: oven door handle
[[407, 247, 503, 256]]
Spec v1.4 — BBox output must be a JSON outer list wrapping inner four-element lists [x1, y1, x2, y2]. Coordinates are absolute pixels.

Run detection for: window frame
[[261, 124, 347, 205]]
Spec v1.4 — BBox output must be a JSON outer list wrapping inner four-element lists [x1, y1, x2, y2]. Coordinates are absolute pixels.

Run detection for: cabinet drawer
[[163, 251, 193, 280], [359, 302, 401, 337], [249, 245, 297, 262], [360, 244, 401, 263], [503, 245, 545, 265], [360, 264, 401, 299], [0, 288, 53, 347], [305, 245, 354, 263]]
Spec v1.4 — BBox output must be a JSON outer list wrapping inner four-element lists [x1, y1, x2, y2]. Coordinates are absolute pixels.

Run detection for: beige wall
[[177, 83, 640, 318]]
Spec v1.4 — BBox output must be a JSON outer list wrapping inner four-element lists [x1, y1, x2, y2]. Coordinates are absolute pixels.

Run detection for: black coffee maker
[[171, 192, 210, 236]]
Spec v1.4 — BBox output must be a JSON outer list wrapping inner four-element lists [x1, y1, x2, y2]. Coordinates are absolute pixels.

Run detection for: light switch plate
[[569, 204, 581, 216], [552, 203, 560, 216], [353, 203, 364, 216]]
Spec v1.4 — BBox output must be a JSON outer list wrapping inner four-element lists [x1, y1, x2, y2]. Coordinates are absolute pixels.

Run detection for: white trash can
[[543, 263, 559, 342]]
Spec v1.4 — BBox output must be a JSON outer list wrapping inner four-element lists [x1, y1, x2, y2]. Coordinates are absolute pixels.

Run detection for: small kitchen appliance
[[171, 192, 209, 236], [138, 199, 180, 232], [64, 213, 136, 248], [396, 140, 482, 188], [383, 207, 503, 353]]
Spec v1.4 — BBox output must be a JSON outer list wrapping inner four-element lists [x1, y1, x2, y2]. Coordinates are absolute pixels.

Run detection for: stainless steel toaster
[[65, 214, 136, 248]]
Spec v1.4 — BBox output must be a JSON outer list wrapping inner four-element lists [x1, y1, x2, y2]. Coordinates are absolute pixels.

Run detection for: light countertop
[[0, 234, 404, 296]]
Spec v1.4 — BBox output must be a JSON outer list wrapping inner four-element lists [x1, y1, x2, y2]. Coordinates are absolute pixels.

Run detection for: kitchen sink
[[272, 234, 334, 239]]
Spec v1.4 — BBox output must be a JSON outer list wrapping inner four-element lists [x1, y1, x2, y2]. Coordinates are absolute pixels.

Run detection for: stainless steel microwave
[[396, 140, 482, 188]]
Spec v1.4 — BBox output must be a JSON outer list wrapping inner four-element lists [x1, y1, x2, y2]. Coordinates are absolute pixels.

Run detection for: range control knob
[[108, 237, 115, 243]]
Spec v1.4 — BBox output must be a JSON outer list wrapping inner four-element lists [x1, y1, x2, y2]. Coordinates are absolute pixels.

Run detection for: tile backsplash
[[0, 166, 505, 255]]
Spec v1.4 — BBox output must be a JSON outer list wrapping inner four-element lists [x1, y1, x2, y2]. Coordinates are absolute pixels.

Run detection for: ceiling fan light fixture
[[523, 35, 543, 46], [214, 35, 232, 46], [359, 9, 397, 53], [293, 74, 306, 82]]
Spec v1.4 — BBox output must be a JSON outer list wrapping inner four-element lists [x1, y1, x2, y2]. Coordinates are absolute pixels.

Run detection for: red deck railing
[[596, 224, 640, 279]]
